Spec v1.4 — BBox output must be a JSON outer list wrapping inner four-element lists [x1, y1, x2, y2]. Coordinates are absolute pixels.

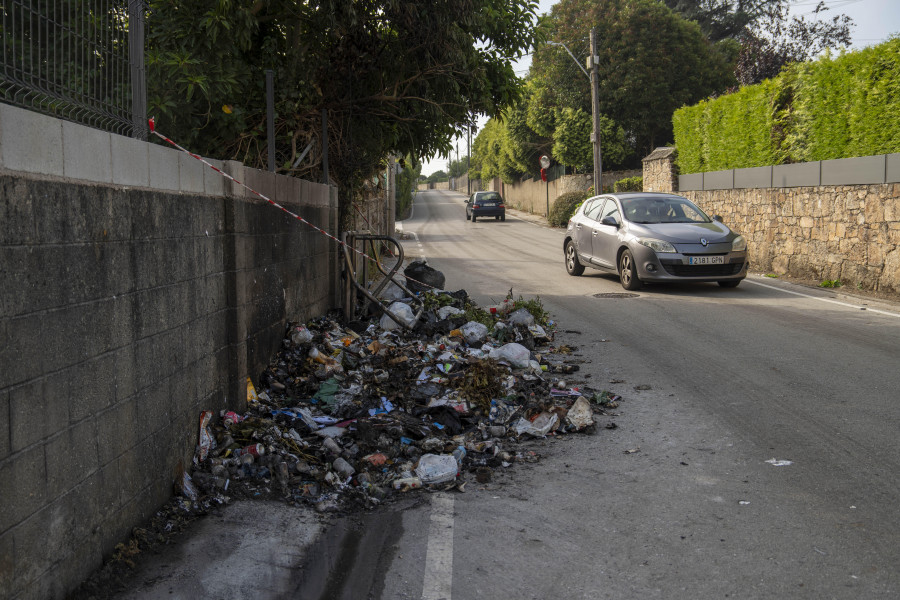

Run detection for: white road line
[[421, 494, 455, 600], [745, 279, 900, 318]]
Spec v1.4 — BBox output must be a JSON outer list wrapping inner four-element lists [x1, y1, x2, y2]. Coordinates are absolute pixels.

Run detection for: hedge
[[549, 191, 589, 227], [614, 176, 643, 192], [674, 38, 900, 172]]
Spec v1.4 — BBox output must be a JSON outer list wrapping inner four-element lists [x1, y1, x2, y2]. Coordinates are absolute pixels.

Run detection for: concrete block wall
[[0, 104, 340, 600]]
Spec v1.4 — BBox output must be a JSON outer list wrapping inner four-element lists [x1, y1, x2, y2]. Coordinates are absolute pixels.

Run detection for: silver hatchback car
[[564, 192, 748, 290]]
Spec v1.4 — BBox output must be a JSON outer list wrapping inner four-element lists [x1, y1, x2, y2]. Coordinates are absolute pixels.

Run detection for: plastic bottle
[[393, 477, 423, 490], [452, 446, 466, 465]]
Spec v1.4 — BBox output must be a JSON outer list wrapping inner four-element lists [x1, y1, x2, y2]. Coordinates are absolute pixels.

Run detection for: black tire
[[471, 215, 477, 222], [619, 249, 642, 290], [466, 212, 471, 220], [495, 216, 500, 220], [565, 240, 585, 276], [718, 280, 741, 288], [500, 214, 506, 222]]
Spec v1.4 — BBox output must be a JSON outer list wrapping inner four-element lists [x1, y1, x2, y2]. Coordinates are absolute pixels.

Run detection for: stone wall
[[499, 170, 641, 216], [0, 104, 341, 600], [684, 185, 900, 292], [642, 147, 677, 192], [641, 147, 900, 293]]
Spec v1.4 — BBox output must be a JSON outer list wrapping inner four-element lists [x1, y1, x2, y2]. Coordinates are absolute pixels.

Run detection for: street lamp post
[[547, 37, 602, 194]]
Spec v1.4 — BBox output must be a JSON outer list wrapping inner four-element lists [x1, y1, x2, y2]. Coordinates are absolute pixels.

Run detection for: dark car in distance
[[466, 191, 506, 222], [564, 192, 748, 290]]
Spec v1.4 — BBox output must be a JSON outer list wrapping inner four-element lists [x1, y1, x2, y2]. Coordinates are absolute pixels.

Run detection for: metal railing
[[1, 0, 147, 139]]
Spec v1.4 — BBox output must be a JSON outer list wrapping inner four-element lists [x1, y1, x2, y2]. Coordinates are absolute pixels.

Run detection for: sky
[[420, 0, 900, 176]]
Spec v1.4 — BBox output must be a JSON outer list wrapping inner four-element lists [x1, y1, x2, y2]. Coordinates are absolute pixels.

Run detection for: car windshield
[[621, 196, 710, 224]]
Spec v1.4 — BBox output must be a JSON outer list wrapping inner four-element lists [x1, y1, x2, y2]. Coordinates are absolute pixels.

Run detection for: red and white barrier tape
[[147, 117, 428, 292]]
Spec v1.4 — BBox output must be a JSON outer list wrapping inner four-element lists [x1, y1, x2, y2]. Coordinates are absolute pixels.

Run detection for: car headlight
[[637, 238, 676, 253], [732, 235, 747, 252]]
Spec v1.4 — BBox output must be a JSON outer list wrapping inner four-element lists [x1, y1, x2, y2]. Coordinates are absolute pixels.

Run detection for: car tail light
[[498, 204, 505, 208]]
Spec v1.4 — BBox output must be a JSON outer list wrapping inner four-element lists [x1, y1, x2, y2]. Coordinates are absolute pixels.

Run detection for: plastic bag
[[460, 321, 489, 345], [489, 342, 532, 368], [415, 453, 459, 484], [290, 325, 314, 346], [565, 396, 594, 431], [437, 306, 465, 320], [513, 412, 559, 437], [380, 301, 417, 330], [507, 308, 535, 326]]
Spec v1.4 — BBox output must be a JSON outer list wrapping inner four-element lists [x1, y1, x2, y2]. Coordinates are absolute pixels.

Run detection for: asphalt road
[[108, 189, 900, 600], [377, 189, 900, 599]]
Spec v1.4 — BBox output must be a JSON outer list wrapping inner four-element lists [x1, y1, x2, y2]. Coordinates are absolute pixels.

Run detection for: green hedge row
[[674, 38, 900, 173]]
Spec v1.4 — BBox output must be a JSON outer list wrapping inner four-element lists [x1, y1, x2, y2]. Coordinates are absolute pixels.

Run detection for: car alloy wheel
[[565, 240, 584, 276], [619, 249, 642, 290]]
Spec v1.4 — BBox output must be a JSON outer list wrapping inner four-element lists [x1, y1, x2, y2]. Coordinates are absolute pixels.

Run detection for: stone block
[[822, 155, 886, 186], [111, 133, 150, 188], [0, 104, 64, 175], [69, 354, 116, 423], [204, 158, 226, 196], [62, 120, 113, 183], [45, 419, 99, 497], [773, 161, 820, 187], [0, 389, 8, 461], [0, 177, 36, 246], [179, 152, 205, 194], [148, 143, 180, 191], [0, 531, 12, 597], [96, 397, 138, 467], [10, 378, 69, 451], [0, 444, 47, 533]]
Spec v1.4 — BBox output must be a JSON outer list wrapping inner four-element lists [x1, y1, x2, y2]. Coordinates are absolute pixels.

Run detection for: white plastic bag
[[489, 342, 532, 368], [415, 453, 458, 484], [565, 396, 594, 431], [380, 301, 417, 330], [461, 321, 489, 345], [513, 412, 559, 437], [437, 306, 465, 320], [507, 308, 535, 326]]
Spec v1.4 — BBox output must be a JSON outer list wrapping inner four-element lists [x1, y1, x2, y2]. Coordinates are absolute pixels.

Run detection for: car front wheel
[[619, 249, 642, 290], [565, 240, 585, 276]]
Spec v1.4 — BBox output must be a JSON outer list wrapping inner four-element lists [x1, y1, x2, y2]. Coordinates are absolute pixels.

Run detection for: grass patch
[[819, 279, 843, 288]]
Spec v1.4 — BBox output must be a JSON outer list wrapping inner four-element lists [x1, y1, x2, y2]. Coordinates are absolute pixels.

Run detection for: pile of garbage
[[182, 283, 622, 513]]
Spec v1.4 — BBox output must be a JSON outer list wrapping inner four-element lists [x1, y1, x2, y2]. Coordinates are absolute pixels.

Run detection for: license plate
[[484, 202, 496, 206], [688, 255, 724, 265]]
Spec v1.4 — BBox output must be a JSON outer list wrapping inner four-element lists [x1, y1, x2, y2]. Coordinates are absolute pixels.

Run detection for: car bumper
[[472, 208, 505, 218], [632, 245, 749, 282]]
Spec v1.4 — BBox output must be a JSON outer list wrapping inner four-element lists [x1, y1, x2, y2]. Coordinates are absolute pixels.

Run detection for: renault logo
[[700, 238, 708, 246]]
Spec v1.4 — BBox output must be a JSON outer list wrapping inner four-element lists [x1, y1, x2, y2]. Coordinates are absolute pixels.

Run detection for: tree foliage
[[734, 1, 853, 86], [533, 0, 735, 158], [146, 0, 540, 227]]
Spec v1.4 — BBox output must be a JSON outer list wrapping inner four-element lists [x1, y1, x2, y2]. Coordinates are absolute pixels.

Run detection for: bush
[[548, 191, 589, 227], [673, 38, 900, 172], [614, 176, 643, 192]]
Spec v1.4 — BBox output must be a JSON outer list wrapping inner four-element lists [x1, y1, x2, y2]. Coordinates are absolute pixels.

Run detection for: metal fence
[[1, 0, 147, 139]]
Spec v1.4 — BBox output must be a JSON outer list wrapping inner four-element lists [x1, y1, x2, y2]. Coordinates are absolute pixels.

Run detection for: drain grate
[[593, 292, 640, 299]]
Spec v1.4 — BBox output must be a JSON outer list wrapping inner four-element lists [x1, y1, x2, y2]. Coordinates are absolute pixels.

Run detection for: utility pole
[[590, 27, 603, 194], [467, 124, 472, 196]]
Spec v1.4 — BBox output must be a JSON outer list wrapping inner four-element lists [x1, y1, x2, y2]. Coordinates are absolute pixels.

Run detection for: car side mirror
[[600, 215, 619, 228], [713, 215, 723, 222]]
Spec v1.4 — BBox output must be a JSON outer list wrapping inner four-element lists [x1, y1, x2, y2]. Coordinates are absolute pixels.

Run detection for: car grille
[[660, 260, 745, 277]]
